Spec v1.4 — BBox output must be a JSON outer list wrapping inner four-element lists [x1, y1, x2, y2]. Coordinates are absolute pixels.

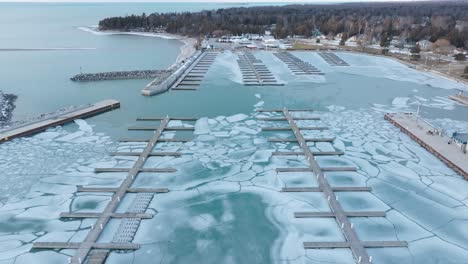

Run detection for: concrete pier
[[0, 99, 120, 143], [385, 113, 468, 179]]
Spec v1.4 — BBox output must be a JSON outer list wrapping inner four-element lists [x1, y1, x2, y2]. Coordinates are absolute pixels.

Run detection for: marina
[[0, 3, 467, 262]]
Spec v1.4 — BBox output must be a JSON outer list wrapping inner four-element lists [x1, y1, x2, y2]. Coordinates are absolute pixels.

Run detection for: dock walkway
[[448, 94, 468, 106], [259, 108, 407, 264], [172, 52, 219, 91], [385, 113, 468, 179], [32, 115, 196, 264], [237, 52, 283, 86], [274, 52, 324, 75], [318, 52, 349, 66], [0, 99, 120, 143]]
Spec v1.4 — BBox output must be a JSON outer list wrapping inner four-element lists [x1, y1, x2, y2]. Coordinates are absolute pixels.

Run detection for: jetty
[[171, 52, 218, 90], [0, 99, 120, 143], [71, 70, 167, 82], [385, 113, 468, 179], [259, 108, 407, 264], [237, 51, 284, 86], [274, 52, 324, 75], [318, 52, 349, 66], [31, 115, 196, 264]]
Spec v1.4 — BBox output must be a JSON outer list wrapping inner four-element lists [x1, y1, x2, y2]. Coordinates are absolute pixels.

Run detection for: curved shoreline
[[78, 26, 196, 65]]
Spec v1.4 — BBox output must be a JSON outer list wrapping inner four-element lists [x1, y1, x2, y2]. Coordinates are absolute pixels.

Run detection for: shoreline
[[78, 26, 196, 67], [291, 43, 468, 90]]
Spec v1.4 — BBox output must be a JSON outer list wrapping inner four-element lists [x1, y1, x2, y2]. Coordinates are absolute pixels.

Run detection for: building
[[417, 40, 433, 50]]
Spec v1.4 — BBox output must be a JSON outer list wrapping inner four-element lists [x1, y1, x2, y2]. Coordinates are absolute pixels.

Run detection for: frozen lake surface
[[1, 50, 467, 264]]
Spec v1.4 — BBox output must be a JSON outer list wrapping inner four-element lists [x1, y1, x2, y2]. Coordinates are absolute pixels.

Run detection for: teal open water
[[0, 3, 468, 264]]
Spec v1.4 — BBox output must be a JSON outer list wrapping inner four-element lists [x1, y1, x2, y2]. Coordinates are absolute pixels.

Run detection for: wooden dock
[[0, 99, 120, 143], [274, 52, 324, 75], [259, 108, 407, 264], [385, 113, 468, 179], [32, 116, 196, 264]]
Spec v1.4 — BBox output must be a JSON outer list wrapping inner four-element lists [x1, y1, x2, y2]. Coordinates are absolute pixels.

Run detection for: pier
[[385, 113, 468, 179], [259, 108, 407, 264], [0, 99, 120, 143], [237, 52, 284, 86], [318, 52, 349, 66], [31, 115, 196, 263], [274, 52, 324, 75], [172, 52, 219, 90]]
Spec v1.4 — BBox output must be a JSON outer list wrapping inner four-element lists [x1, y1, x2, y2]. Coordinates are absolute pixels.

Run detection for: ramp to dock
[[385, 113, 468, 179], [0, 99, 120, 143], [258, 108, 407, 264]]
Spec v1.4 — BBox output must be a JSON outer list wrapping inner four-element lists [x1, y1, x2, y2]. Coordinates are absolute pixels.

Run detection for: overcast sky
[[0, 0, 423, 2]]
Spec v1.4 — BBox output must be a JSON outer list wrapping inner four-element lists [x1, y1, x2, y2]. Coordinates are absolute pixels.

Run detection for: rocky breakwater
[[71, 70, 168, 82], [0, 91, 17, 127]]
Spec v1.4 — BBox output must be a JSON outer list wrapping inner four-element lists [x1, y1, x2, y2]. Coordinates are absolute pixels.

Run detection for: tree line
[[99, 1, 468, 49]]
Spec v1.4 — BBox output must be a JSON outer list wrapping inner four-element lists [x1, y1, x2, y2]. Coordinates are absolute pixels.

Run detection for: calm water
[[0, 3, 468, 264]]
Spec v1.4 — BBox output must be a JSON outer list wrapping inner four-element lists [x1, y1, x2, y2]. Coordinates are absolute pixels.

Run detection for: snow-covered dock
[[0, 99, 120, 143], [385, 112, 468, 179]]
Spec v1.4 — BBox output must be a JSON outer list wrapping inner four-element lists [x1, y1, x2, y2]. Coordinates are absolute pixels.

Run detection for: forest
[[99, 1, 468, 48]]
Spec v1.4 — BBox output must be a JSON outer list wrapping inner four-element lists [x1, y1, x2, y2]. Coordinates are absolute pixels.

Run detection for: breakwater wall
[[0, 92, 17, 126], [71, 70, 167, 82], [141, 50, 203, 96]]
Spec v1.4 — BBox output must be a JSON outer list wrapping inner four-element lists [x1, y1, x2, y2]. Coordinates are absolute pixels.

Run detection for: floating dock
[[385, 113, 468, 179], [274, 52, 324, 75], [318, 52, 349, 66], [259, 108, 407, 264], [0, 99, 120, 143], [32, 115, 196, 264], [237, 52, 284, 86], [448, 93, 468, 106], [172, 52, 219, 91]]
